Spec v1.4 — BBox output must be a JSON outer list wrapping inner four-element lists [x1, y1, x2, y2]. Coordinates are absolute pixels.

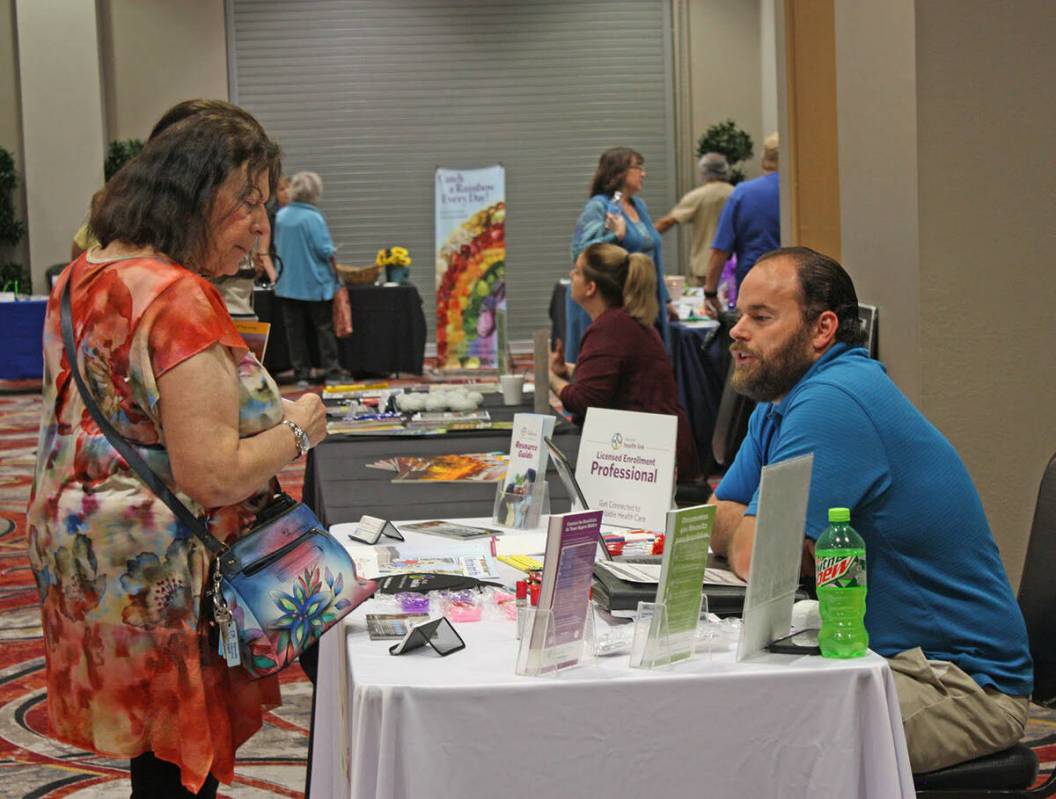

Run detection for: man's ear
[[813, 310, 839, 350]]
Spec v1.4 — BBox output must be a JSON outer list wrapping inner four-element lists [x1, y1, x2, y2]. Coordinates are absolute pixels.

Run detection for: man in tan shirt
[[655, 153, 734, 286]]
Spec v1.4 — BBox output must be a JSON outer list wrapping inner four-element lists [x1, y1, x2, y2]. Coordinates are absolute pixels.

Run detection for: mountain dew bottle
[[816, 507, 868, 658]]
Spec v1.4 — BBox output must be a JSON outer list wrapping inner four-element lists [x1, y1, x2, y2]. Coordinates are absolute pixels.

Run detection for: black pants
[[130, 751, 218, 798], [279, 297, 341, 377]]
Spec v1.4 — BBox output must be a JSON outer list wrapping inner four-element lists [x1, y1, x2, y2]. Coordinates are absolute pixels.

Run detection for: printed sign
[[574, 408, 677, 531], [435, 165, 507, 369]]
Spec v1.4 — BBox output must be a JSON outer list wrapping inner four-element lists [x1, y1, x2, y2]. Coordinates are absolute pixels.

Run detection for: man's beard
[[730, 325, 814, 403]]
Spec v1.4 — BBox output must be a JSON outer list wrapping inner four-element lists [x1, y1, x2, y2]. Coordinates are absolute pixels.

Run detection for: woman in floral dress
[[26, 105, 328, 797]]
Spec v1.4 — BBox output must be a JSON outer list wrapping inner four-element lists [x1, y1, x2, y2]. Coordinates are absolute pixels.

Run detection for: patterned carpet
[[1, 384, 1054, 796], [0, 390, 311, 798]]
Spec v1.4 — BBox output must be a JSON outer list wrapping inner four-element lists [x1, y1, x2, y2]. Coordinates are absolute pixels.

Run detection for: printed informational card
[[523, 510, 604, 672], [651, 504, 715, 663], [366, 613, 430, 640], [232, 319, 271, 363], [493, 413, 555, 529], [574, 408, 677, 531]]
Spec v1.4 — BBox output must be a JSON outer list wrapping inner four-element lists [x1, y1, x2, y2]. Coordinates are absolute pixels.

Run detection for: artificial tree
[[696, 119, 754, 185], [0, 146, 27, 293], [104, 138, 144, 181]]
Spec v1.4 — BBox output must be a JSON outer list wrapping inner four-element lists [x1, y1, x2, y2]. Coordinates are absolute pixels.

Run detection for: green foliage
[[697, 119, 754, 185], [104, 138, 145, 181], [0, 261, 29, 294], [0, 147, 26, 248]]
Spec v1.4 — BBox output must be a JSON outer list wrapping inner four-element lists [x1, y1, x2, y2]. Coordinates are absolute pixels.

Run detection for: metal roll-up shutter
[[228, 0, 677, 348]]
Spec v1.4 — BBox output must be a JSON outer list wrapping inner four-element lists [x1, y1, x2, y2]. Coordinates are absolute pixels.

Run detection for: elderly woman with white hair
[[274, 170, 351, 385]]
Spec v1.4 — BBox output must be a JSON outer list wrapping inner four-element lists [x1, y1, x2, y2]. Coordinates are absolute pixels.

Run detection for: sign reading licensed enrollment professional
[[574, 408, 677, 531]]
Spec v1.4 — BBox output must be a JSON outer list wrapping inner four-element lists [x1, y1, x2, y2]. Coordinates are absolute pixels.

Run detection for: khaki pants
[[889, 647, 1030, 774]]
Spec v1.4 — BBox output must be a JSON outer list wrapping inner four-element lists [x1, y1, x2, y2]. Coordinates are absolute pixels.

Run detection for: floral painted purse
[[61, 275, 375, 679]]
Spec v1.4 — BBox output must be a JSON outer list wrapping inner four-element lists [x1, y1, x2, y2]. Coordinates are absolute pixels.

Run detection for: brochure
[[401, 519, 502, 540], [649, 504, 715, 664], [232, 319, 271, 363], [493, 413, 555, 529], [366, 613, 430, 640], [393, 453, 508, 483], [337, 544, 500, 580], [523, 509, 604, 673], [574, 407, 677, 531]]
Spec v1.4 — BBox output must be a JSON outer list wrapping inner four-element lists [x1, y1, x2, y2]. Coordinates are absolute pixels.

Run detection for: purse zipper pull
[[211, 562, 241, 667]]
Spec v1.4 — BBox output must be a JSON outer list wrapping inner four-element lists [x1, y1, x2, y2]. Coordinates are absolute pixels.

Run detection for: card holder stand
[[492, 480, 550, 530], [629, 601, 674, 670], [629, 594, 709, 670], [515, 606, 595, 677]]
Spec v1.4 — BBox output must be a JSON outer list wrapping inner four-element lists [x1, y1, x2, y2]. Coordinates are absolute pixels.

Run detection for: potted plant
[[696, 120, 754, 184], [0, 146, 27, 293]]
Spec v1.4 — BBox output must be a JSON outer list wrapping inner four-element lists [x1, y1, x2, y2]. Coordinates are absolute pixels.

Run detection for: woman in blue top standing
[[274, 171, 351, 385], [563, 147, 671, 364]]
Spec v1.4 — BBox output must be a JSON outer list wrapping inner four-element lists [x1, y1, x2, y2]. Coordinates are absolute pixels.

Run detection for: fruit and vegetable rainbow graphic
[[435, 166, 506, 369]]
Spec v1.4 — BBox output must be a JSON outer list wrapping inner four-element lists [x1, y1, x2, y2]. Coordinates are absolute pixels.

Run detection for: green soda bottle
[[816, 507, 868, 658]]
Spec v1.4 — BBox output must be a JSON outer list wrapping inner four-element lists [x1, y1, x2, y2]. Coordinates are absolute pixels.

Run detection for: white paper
[[595, 560, 746, 587], [736, 454, 814, 661], [574, 408, 677, 531]]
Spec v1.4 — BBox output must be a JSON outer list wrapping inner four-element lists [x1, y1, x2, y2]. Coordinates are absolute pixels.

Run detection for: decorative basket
[[336, 263, 381, 286]]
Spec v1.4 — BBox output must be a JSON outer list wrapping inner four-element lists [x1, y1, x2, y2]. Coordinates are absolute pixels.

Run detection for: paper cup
[[665, 275, 686, 301], [500, 374, 525, 405]]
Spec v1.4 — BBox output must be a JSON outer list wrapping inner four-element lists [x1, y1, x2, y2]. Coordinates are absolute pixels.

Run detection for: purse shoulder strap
[[59, 270, 227, 557]]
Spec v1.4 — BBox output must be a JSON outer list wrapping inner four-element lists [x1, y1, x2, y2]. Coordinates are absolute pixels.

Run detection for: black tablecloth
[[255, 285, 427, 376], [303, 395, 580, 526]]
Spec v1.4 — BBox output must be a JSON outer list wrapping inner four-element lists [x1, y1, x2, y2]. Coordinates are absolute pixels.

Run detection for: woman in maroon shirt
[[549, 242, 700, 479]]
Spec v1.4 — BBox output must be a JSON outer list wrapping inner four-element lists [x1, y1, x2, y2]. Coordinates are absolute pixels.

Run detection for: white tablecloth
[[312, 523, 914, 799]]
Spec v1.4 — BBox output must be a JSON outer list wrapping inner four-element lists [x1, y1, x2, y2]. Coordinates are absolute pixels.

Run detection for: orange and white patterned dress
[[26, 254, 284, 792]]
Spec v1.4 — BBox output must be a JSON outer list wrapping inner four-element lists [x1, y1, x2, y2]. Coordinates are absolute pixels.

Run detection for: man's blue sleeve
[[711, 189, 740, 252], [714, 406, 765, 505], [744, 383, 891, 539]]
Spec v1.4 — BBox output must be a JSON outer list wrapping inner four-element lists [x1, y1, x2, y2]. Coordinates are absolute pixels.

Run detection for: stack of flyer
[[519, 509, 603, 674]]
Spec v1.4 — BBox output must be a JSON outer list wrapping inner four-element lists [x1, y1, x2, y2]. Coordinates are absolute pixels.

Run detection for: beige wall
[[687, 0, 765, 180], [16, 0, 105, 288], [914, 0, 1056, 587], [832, 0, 1056, 587], [99, 0, 228, 141], [0, 0, 29, 279]]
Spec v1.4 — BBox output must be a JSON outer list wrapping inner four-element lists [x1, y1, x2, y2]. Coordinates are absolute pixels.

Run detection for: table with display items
[[303, 394, 580, 526], [309, 524, 915, 799], [254, 284, 426, 377]]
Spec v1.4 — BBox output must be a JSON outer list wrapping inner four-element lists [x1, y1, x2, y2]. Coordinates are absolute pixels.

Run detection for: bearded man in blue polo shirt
[[709, 246, 1032, 775]]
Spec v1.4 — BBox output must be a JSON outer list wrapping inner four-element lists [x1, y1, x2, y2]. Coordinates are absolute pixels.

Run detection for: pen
[[515, 579, 527, 640]]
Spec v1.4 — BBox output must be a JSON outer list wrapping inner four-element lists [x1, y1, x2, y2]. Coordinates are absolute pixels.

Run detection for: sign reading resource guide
[[650, 504, 715, 664], [523, 509, 604, 673], [575, 408, 677, 531], [493, 413, 555, 529]]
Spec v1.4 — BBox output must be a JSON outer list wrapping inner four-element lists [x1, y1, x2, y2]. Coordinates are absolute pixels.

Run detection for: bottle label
[[816, 553, 866, 589]]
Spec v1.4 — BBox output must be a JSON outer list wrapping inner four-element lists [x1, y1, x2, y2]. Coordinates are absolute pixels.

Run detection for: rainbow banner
[[434, 165, 506, 370]]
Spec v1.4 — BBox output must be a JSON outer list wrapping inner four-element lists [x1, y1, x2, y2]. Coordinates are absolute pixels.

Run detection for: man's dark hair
[[590, 146, 644, 197], [89, 109, 281, 271], [757, 246, 867, 347]]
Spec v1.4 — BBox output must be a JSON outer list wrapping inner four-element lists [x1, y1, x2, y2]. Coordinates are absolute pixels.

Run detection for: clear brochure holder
[[515, 606, 596, 677], [629, 593, 709, 670], [492, 480, 550, 529]]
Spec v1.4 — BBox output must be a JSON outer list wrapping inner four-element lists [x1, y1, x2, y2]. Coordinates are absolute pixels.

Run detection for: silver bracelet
[[283, 419, 311, 459]]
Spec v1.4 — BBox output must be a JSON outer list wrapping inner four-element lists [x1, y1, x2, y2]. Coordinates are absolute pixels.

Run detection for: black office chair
[[710, 359, 755, 469], [915, 452, 1056, 798]]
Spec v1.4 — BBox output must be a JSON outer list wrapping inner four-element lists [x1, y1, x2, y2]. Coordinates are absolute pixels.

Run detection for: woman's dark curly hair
[[89, 106, 281, 271], [589, 146, 644, 197]]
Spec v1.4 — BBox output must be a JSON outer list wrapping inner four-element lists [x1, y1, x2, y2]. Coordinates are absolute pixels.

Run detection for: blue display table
[[0, 299, 47, 380]]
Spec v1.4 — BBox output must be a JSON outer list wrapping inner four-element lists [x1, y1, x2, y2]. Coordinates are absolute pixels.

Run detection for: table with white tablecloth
[[310, 524, 914, 799]]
